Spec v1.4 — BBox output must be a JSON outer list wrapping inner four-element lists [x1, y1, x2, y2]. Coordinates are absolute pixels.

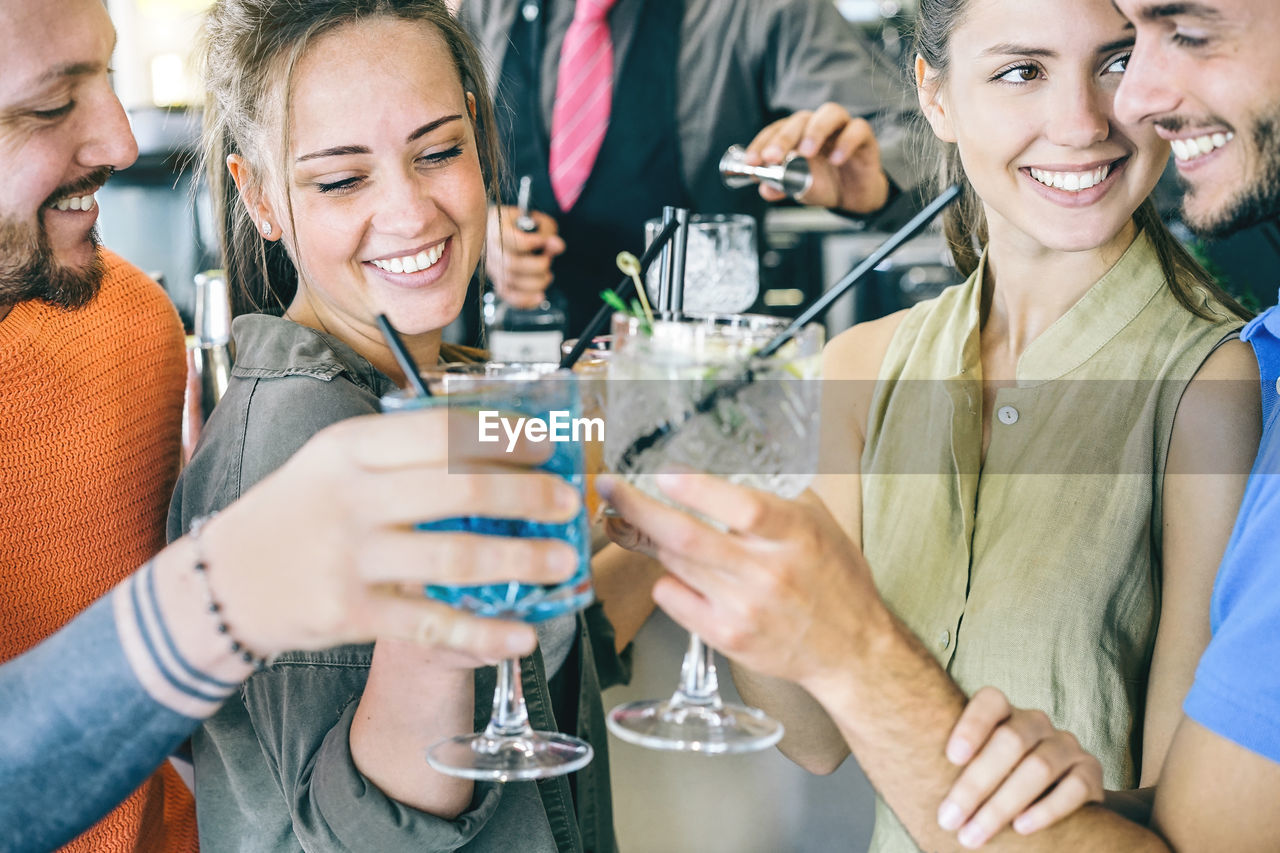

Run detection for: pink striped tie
[[548, 0, 619, 212]]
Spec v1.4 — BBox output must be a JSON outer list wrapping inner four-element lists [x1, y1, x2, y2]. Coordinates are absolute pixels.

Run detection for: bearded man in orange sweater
[[0, 1, 196, 849]]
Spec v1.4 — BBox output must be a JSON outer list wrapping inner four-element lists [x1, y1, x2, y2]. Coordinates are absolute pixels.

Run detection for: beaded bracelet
[[189, 513, 272, 671]]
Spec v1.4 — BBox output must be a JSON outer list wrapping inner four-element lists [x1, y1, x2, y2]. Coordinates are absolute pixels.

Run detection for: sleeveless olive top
[[860, 232, 1240, 853]]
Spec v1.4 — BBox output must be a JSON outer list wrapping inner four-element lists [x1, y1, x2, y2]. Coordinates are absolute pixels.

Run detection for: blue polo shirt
[[1183, 301, 1280, 765]]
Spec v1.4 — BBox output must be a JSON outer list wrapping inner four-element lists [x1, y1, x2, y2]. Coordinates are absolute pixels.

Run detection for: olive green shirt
[[168, 314, 626, 852], [857, 233, 1241, 853]]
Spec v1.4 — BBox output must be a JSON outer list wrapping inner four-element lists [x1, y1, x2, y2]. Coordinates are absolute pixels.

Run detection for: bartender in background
[[458, 0, 924, 332]]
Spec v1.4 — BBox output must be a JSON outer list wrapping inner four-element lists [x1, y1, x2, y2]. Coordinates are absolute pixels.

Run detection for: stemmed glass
[[602, 313, 823, 753], [381, 363, 595, 780]]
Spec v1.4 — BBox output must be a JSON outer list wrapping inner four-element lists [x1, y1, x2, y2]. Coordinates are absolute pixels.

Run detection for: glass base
[[426, 732, 594, 781], [606, 698, 784, 754]]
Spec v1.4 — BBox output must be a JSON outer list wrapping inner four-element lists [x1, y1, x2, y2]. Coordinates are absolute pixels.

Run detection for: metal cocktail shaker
[[718, 144, 814, 199], [182, 270, 233, 460]]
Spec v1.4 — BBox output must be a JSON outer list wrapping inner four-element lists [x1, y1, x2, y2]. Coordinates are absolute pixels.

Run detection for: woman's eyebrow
[[980, 43, 1057, 58], [296, 115, 464, 164]]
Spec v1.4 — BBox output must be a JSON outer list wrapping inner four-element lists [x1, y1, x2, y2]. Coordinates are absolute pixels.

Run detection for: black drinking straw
[[616, 184, 963, 471], [376, 313, 432, 398], [559, 217, 682, 370]]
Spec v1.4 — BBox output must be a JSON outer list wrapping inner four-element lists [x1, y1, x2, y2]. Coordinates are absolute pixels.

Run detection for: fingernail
[[798, 139, 817, 157], [655, 472, 684, 494], [946, 738, 974, 764], [937, 801, 964, 831], [1013, 815, 1036, 835], [556, 484, 579, 512], [595, 474, 616, 499], [547, 544, 576, 576], [506, 628, 533, 655], [829, 149, 847, 165], [958, 823, 986, 849], [762, 145, 782, 161]]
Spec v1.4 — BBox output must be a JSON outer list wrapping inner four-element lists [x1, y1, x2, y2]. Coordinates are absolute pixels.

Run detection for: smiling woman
[[731, 0, 1263, 850], [170, 1, 626, 851]]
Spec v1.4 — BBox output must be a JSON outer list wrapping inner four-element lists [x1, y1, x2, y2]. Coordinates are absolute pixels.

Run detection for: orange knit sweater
[[0, 251, 197, 852]]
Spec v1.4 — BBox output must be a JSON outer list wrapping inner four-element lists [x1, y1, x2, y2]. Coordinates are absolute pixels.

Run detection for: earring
[[262, 221, 273, 237]]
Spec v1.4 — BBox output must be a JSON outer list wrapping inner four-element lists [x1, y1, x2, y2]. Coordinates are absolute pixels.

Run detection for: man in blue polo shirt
[[1114, 0, 1280, 830]]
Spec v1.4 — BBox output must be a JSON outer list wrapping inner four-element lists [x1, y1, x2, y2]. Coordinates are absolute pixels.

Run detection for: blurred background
[[101, 1, 1279, 850]]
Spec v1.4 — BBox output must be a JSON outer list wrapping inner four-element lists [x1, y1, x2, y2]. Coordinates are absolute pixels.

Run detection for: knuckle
[[719, 625, 749, 653], [1027, 709, 1052, 734], [669, 523, 702, 555], [974, 685, 1007, 711], [947, 775, 981, 807], [992, 726, 1027, 754], [1023, 752, 1054, 782], [739, 499, 767, 531]]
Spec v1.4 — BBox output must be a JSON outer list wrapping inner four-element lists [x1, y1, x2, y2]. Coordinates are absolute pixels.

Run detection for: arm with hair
[[731, 311, 904, 773]]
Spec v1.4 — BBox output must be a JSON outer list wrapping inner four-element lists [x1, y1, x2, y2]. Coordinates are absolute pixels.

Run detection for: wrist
[[838, 171, 895, 219], [797, 595, 897, 712], [115, 540, 258, 719]]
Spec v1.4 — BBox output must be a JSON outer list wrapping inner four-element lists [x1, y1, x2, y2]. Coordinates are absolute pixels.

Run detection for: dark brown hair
[[199, 0, 502, 316], [912, 0, 1251, 321]]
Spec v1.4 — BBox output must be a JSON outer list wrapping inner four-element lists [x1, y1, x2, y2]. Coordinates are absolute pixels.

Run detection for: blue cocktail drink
[[382, 364, 593, 622], [380, 363, 595, 780], [413, 514, 591, 621]]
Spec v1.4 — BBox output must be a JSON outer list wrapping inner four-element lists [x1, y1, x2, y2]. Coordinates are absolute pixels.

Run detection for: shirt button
[[997, 405, 1019, 425], [937, 629, 951, 650], [522, 1, 539, 21], [1274, 377, 1280, 396]]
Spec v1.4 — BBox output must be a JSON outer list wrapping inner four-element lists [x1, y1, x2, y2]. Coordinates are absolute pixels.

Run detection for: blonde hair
[[199, 0, 502, 315]]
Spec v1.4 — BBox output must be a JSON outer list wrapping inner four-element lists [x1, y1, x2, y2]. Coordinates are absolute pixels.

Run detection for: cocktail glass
[[644, 214, 760, 314], [381, 363, 594, 779], [603, 313, 823, 753], [561, 336, 611, 522]]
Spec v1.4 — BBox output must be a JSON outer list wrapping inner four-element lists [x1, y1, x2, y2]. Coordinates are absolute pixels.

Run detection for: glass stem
[[671, 633, 723, 709], [484, 657, 534, 739]]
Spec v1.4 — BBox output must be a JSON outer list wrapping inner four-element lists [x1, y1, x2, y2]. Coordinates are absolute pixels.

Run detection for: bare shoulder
[[823, 308, 910, 382], [1192, 336, 1260, 382], [1154, 717, 1280, 852], [1177, 337, 1262, 434]]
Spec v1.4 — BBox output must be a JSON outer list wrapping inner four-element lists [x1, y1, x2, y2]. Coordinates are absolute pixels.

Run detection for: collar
[[1242, 297, 1280, 344], [1013, 230, 1168, 384], [229, 314, 393, 397]]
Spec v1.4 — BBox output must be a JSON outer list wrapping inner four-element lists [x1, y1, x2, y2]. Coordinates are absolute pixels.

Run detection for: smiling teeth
[[1029, 165, 1110, 192], [371, 243, 445, 274], [51, 194, 96, 212], [1170, 132, 1233, 162]]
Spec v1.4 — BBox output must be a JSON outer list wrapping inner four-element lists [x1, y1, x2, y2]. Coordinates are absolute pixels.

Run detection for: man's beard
[[1181, 109, 1280, 240], [0, 168, 112, 313]]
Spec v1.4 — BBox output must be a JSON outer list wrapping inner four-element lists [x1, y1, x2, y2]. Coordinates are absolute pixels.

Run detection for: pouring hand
[[745, 102, 891, 215]]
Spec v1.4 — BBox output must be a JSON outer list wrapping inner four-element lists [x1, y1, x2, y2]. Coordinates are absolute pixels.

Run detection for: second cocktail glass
[[603, 313, 823, 753], [382, 363, 594, 780]]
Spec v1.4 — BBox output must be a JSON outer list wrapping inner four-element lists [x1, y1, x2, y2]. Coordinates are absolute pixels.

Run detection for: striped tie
[[548, 0, 619, 212]]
